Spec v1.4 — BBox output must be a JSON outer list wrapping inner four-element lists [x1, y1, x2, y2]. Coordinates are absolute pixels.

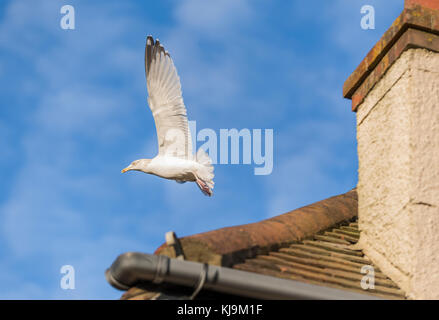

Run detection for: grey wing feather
[[144, 35, 193, 159]]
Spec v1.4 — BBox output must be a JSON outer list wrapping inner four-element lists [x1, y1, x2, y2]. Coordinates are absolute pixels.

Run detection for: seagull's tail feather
[[196, 148, 214, 194]]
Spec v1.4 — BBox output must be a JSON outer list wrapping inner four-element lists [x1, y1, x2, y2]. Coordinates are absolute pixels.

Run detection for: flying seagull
[[121, 36, 214, 196]]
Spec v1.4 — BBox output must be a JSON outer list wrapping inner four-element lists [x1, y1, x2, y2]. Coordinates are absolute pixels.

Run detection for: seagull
[[121, 36, 214, 196]]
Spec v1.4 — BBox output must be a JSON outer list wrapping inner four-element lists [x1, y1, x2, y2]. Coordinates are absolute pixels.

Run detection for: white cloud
[[0, 0, 154, 299], [259, 0, 403, 218], [266, 146, 349, 218], [175, 0, 254, 35], [0, 120, 15, 163]]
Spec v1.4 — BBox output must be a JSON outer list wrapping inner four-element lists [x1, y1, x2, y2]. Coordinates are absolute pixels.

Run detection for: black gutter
[[105, 252, 383, 300]]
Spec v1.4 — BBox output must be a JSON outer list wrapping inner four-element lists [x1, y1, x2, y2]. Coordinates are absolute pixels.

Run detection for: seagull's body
[[145, 156, 207, 181], [121, 36, 214, 196]]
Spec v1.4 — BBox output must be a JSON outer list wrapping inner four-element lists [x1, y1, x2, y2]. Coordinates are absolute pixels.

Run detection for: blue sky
[[0, 0, 403, 299]]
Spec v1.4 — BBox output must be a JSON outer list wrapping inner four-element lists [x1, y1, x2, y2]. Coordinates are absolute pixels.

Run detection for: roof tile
[[232, 219, 406, 299]]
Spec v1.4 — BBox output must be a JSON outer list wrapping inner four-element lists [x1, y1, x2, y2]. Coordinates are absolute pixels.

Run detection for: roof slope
[[117, 190, 406, 300], [154, 190, 359, 267], [233, 218, 405, 299]]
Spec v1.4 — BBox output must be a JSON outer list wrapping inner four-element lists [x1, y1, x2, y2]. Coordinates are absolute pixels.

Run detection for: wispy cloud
[[0, 0, 156, 299]]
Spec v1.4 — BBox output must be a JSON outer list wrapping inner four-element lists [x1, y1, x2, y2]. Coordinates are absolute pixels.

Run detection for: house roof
[[232, 218, 405, 299], [114, 189, 406, 300]]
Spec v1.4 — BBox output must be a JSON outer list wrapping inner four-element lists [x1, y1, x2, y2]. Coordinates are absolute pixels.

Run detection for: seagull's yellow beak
[[121, 166, 131, 173]]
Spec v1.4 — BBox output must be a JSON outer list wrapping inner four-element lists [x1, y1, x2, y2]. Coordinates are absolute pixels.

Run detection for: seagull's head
[[121, 159, 152, 174]]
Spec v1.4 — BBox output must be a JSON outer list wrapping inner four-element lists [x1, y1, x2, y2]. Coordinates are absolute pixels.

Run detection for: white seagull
[[121, 36, 214, 196]]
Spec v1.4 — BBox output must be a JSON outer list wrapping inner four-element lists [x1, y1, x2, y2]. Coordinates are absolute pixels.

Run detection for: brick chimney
[[343, 0, 439, 299]]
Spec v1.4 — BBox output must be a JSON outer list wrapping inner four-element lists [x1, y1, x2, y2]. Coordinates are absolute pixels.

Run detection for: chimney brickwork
[[344, 0, 439, 299]]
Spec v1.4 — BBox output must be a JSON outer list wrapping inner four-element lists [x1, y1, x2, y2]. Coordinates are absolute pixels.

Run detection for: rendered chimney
[[343, 0, 439, 299]]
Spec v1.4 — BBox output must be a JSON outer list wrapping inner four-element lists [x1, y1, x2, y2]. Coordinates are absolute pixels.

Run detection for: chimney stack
[[343, 0, 439, 299]]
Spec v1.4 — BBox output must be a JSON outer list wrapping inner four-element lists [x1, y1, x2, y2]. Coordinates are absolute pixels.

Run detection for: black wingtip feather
[[145, 35, 154, 76], [145, 35, 171, 78], [152, 39, 160, 65]]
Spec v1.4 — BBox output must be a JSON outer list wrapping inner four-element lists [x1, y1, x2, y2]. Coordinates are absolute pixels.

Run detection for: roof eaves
[[154, 189, 358, 267]]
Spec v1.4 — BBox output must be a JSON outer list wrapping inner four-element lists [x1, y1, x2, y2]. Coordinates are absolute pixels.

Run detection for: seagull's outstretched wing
[[145, 36, 192, 159]]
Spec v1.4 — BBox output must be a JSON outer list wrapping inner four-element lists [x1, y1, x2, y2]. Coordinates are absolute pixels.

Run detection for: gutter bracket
[[165, 231, 186, 260]]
